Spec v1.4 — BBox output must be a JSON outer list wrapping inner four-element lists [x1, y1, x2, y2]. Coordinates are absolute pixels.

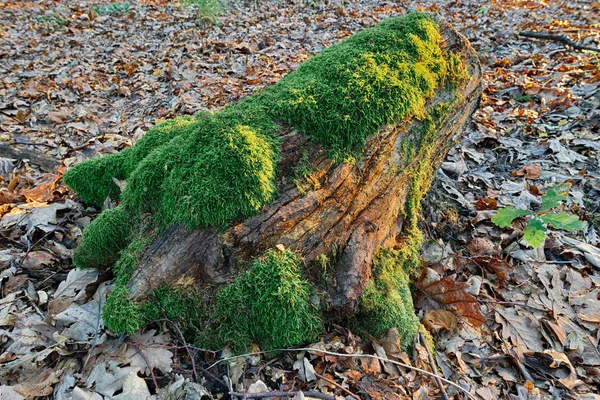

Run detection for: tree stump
[[64, 13, 482, 352]]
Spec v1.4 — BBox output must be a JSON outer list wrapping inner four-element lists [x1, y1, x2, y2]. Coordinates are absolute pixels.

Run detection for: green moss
[[63, 149, 130, 207], [356, 101, 459, 347], [72, 205, 132, 269], [212, 249, 322, 352], [66, 12, 463, 229], [102, 237, 151, 333], [123, 117, 278, 228], [358, 248, 420, 349]]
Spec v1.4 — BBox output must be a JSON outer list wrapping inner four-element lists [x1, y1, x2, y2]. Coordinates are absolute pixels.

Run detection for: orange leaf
[[417, 269, 486, 328], [20, 173, 61, 203]]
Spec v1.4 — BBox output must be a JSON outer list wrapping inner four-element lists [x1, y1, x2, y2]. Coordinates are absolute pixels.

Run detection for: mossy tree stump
[[64, 13, 482, 353]]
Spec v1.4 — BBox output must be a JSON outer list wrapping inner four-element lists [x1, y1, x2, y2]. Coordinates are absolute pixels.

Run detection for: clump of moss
[[66, 12, 463, 229], [124, 117, 278, 228], [212, 249, 322, 353], [72, 205, 132, 269], [260, 12, 457, 152], [358, 248, 420, 349], [102, 237, 151, 333], [63, 150, 130, 207]]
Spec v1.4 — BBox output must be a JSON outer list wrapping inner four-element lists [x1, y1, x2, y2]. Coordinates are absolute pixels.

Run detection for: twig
[[19, 211, 72, 269], [129, 341, 159, 390], [229, 390, 334, 399], [10, 141, 57, 149], [419, 333, 448, 400], [314, 372, 359, 400], [132, 253, 201, 383], [519, 31, 600, 52], [208, 347, 477, 400], [478, 299, 549, 313]]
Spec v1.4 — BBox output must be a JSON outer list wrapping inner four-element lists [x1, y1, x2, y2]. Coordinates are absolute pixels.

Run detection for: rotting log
[[63, 13, 482, 352]]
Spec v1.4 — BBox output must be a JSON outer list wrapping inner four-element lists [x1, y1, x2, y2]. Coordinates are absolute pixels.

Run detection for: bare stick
[[519, 31, 599, 52], [128, 341, 159, 389], [314, 372, 360, 400], [208, 347, 477, 400], [419, 333, 449, 400], [478, 299, 549, 313]]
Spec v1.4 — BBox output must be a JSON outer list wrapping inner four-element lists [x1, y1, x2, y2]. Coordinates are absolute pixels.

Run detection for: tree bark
[[126, 20, 483, 313]]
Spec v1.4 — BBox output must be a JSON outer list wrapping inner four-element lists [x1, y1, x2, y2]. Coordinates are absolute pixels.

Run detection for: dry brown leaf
[[20, 173, 61, 203], [470, 256, 514, 280], [417, 268, 486, 328], [512, 164, 542, 179], [467, 238, 501, 256], [13, 369, 60, 399], [421, 310, 459, 333]]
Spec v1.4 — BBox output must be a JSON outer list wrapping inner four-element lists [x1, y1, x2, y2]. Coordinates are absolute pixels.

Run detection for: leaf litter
[[1, 0, 599, 398]]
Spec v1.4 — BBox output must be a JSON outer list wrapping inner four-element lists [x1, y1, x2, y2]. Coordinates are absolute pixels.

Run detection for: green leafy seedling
[[491, 184, 586, 248], [93, 3, 131, 15]]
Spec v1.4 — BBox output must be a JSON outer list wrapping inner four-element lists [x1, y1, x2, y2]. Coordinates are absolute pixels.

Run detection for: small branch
[[519, 31, 600, 52], [209, 347, 478, 400], [419, 333, 449, 400], [10, 141, 57, 149], [478, 299, 549, 313], [229, 390, 335, 399], [128, 341, 159, 390], [314, 372, 359, 400]]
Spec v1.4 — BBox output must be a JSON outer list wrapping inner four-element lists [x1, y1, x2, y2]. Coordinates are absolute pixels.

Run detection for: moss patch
[[104, 248, 322, 353], [72, 205, 132, 269], [358, 248, 421, 349], [211, 249, 322, 353], [102, 237, 152, 333], [66, 12, 463, 232]]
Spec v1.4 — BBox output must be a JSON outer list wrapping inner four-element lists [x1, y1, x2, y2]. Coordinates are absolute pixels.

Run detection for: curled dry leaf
[[20, 173, 61, 203], [512, 164, 542, 179], [422, 310, 459, 333], [417, 268, 486, 328], [469, 256, 514, 281]]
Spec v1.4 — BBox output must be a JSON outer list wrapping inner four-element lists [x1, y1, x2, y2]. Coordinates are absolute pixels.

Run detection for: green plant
[[36, 13, 68, 28], [492, 184, 586, 248], [180, 0, 222, 25], [93, 3, 131, 14]]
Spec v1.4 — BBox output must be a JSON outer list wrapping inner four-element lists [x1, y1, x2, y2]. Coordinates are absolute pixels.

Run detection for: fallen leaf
[[512, 164, 542, 179], [417, 268, 486, 327], [422, 310, 459, 333], [125, 330, 173, 374]]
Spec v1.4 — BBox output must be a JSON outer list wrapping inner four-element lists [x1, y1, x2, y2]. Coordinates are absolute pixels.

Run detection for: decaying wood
[[0, 144, 58, 172], [519, 31, 600, 52], [126, 21, 483, 313]]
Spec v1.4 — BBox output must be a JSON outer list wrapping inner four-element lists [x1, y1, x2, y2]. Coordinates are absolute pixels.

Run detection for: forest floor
[[1, 0, 599, 399]]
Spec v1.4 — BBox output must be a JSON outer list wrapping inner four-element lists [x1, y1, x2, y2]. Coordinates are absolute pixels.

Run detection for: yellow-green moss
[[358, 248, 420, 349], [72, 205, 132, 269], [66, 12, 463, 232]]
